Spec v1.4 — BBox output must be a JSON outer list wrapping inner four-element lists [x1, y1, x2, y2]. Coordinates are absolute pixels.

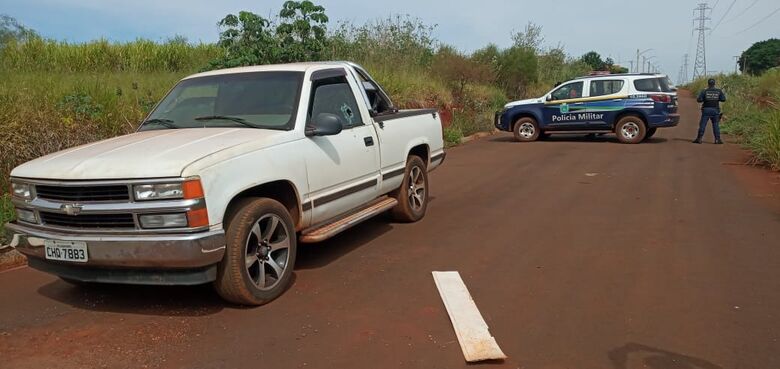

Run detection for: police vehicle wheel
[[513, 118, 540, 142], [615, 116, 647, 144], [644, 127, 658, 140]]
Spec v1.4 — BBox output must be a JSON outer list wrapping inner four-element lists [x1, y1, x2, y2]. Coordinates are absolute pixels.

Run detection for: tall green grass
[[688, 71, 780, 170], [0, 194, 13, 244], [0, 37, 219, 72]]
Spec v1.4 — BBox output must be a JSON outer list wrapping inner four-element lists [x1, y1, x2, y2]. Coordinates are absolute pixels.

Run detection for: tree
[[205, 1, 329, 70], [207, 11, 276, 69], [511, 22, 544, 52], [276, 0, 329, 62], [581, 51, 605, 71], [0, 14, 38, 46], [433, 45, 495, 99], [740, 38, 780, 75], [609, 65, 629, 74], [497, 46, 539, 98]]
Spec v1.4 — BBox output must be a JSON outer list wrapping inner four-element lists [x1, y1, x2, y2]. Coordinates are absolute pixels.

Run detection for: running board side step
[[299, 197, 398, 243]]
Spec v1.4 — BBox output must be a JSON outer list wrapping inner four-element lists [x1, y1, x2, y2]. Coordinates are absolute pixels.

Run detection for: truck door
[[542, 81, 586, 130], [584, 79, 626, 129], [303, 69, 381, 224]]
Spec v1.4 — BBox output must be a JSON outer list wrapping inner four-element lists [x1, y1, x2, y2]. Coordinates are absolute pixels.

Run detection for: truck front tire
[[615, 116, 647, 144], [513, 117, 540, 142], [391, 155, 429, 223], [215, 198, 297, 306]]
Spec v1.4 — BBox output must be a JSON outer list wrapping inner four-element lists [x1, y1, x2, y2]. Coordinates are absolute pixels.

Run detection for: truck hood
[[505, 98, 544, 108], [12, 128, 289, 180]]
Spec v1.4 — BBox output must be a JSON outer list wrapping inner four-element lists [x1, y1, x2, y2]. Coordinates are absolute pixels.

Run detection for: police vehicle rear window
[[634, 78, 661, 92], [658, 77, 675, 92]]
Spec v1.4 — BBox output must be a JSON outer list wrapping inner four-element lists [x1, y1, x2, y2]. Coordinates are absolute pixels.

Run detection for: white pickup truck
[[6, 62, 445, 305]]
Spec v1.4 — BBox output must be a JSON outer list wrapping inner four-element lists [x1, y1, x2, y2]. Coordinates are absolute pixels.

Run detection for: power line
[[724, 0, 760, 24], [710, 0, 737, 34], [735, 6, 780, 35], [711, 0, 721, 12]]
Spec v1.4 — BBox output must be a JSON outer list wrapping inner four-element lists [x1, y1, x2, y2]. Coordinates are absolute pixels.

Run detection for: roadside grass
[[0, 194, 12, 245], [0, 71, 189, 192], [688, 71, 780, 170], [0, 38, 219, 73]]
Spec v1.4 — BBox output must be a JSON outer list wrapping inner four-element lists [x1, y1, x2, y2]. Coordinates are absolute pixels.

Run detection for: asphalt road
[[2, 92, 780, 369]]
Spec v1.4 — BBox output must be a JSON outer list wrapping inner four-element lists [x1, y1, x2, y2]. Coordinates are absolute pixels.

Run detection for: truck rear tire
[[513, 117, 540, 142], [215, 198, 297, 306], [615, 116, 647, 144], [390, 155, 429, 223]]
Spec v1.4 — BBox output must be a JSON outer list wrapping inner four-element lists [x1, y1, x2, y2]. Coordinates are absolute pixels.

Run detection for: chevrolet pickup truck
[[6, 62, 445, 305]]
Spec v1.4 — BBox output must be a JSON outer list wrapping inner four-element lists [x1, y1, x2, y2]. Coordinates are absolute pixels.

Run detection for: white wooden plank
[[432, 271, 507, 362]]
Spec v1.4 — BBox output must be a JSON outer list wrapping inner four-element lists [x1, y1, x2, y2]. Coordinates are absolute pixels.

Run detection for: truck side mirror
[[546, 95, 553, 102], [305, 113, 343, 137]]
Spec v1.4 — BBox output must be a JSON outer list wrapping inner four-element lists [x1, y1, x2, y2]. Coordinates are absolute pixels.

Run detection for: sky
[[2, 0, 778, 83]]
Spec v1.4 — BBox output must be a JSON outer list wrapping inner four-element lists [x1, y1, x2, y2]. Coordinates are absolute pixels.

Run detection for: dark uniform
[[694, 79, 726, 144]]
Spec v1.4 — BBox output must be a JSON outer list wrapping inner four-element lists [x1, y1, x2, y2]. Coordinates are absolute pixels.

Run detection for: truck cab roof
[[185, 61, 364, 80]]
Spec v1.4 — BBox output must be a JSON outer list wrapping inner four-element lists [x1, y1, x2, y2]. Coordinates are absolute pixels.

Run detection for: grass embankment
[[689, 71, 780, 170], [0, 39, 219, 243]]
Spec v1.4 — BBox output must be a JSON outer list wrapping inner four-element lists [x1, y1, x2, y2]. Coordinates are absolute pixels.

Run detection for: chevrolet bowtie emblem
[[61, 203, 83, 216]]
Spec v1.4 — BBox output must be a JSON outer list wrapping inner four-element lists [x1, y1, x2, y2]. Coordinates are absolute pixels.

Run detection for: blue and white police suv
[[495, 73, 680, 144]]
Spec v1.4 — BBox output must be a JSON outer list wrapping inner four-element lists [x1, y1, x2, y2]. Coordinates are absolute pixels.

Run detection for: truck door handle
[[364, 137, 375, 147]]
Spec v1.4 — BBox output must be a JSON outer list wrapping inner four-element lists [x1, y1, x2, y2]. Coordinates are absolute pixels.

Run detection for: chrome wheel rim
[[244, 214, 291, 291], [518, 122, 536, 139], [408, 166, 426, 211], [621, 122, 640, 140]]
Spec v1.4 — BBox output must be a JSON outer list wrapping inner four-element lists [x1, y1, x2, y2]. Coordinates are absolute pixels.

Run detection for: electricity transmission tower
[[692, 3, 711, 79], [678, 54, 690, 84]]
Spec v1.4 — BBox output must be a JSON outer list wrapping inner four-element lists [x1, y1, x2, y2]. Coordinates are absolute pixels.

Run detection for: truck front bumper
[[5, 222, 226, 285]]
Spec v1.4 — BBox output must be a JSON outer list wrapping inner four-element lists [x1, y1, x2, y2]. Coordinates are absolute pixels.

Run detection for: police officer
[[693, 78, 726, 144]]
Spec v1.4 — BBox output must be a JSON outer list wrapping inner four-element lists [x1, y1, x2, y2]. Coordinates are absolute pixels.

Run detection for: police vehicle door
[[584, 79, 626, 129], [543, 81, 586, 130]]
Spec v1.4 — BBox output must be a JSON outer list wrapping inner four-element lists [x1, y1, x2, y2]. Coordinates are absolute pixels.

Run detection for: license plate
[[44, 240, 88, 263]]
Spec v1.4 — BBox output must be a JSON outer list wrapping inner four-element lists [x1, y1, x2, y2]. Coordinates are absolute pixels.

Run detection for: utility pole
[[629, 60, 634, 73], [733, 56, 741, 74], [636, 48, 653, 73], [683, 54, 689, 83], [692, 3, 711, 79]]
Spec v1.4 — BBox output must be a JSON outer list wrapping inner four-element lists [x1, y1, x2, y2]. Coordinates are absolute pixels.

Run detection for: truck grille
[[40, 212, 136, 229], [36, 185, 130, 202]]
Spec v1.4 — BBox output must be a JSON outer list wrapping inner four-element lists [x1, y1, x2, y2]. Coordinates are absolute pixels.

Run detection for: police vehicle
[[495, 73, 680, 144]]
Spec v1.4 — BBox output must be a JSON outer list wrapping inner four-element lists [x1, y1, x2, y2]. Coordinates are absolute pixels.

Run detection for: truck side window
[[309, 76, 364, 129], [356, 73, 393, 115], [589, 80, 625, 97], [551, 81, 584, 100]]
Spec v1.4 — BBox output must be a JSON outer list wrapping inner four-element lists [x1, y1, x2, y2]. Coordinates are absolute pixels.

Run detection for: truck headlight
[[139, 213, 189, 229], [133, 179, 204, 201], [15, 208, 38, 223], [133, 183, 184, 201], [11, 182, 33, 200]]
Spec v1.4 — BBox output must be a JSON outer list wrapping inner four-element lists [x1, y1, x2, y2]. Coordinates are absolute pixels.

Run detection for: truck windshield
[[140, 71, 304, 131]]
